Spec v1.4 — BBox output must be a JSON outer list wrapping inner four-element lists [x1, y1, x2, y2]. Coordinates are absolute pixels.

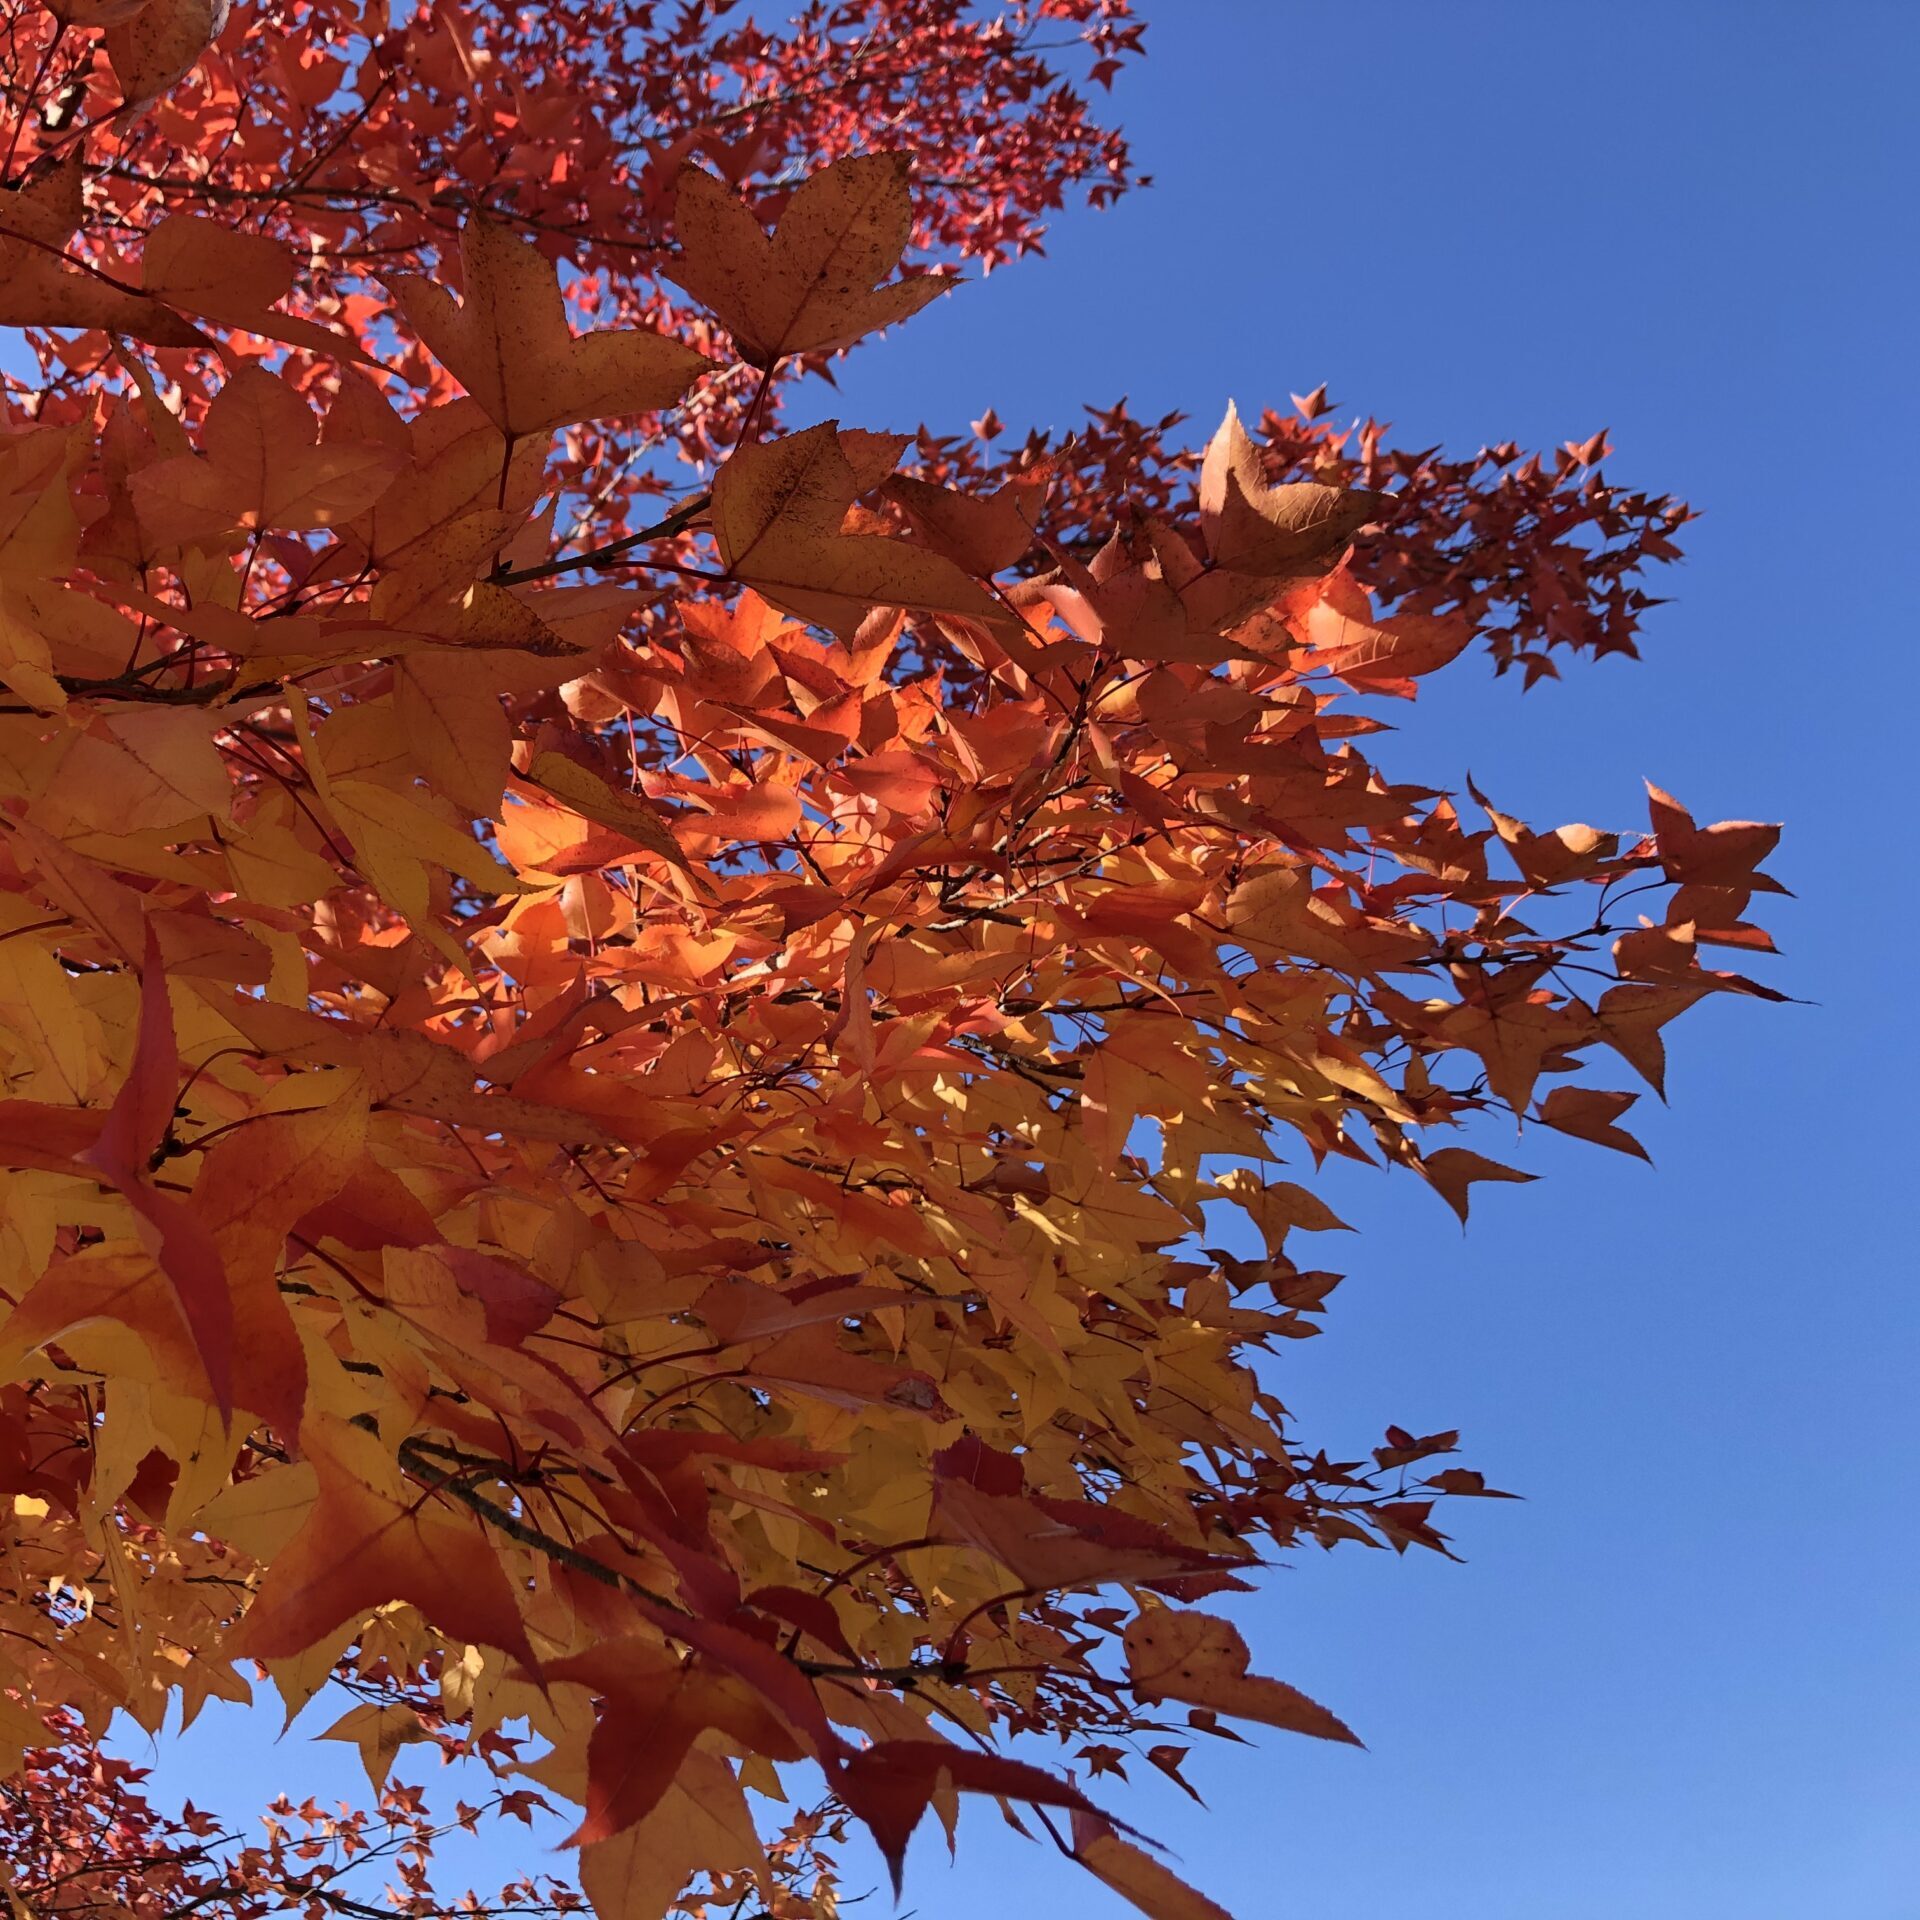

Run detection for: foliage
[[0, 1707, 585, 1917], [0, 2, 1781, 1915]]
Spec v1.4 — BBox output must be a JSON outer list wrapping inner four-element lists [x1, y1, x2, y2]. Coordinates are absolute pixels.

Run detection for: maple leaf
[[227, 1413, 537, 1670], [544, 1638, 802, 1844], [187, 1084, 372, 1440], [1198, 402, 1393, 579], [1420, 1146, 1539, 1225], [389, 213, 714, 438], [104, 0, 229, 109], [1123, 1610, 1361, 1745], [1645, 782, 1785, 888], [836, 1739, 1110, 1894], [668, 154, 954, 367], [1535, 1086, 1651, 1161], [1471, 778, 1622, 888], [712, 420, 1013, 635], [31, 704, 234, 837], [1293, 581, 1475, 696], [133, 367, 405, 538], [319, 1701, 435, 1795], [0, 155, 204, 346], [78, 921, 235, 1417], [886, 467, 1050, 575], [142, 214, 365, 360]]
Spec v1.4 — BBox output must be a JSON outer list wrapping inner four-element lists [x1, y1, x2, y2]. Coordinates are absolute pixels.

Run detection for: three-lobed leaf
[[389, 214, 714, 439], [668, 154, 953, 367]]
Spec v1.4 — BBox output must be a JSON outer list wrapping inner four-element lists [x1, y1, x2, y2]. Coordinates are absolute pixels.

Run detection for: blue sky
[[139, 4, 1919, 1917]]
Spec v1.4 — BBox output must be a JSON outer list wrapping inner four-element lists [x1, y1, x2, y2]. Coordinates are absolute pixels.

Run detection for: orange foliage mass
[[0, 3, 1779, 1915]]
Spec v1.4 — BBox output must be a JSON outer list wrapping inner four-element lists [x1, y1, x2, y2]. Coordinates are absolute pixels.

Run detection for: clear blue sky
[[145, 5, 1919, 1916]]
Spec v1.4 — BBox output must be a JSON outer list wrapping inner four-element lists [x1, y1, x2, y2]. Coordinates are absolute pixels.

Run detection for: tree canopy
[[0, 3, 1781, 1914]]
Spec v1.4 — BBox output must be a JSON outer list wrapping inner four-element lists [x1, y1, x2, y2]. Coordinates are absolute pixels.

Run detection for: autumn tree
[[0, 3, 1783, 1916]]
